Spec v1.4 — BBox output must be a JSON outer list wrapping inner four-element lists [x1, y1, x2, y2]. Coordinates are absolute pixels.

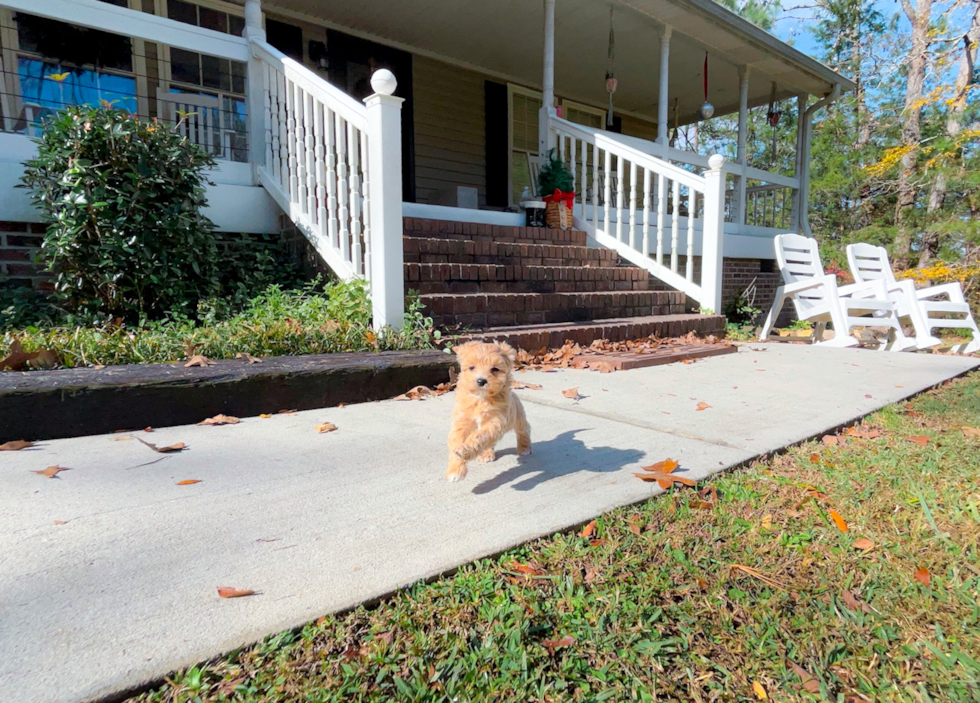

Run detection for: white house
[[0, 0, 852, 332]]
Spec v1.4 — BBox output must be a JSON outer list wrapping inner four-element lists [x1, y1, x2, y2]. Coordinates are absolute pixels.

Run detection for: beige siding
[[619, 114, 658, 142], [412, 56, 487, 207]]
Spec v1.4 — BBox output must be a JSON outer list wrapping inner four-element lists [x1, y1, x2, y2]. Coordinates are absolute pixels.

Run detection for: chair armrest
[[779, 275, 836, 295], [838, 279, 888, 300], [915, 281, 965, 302]]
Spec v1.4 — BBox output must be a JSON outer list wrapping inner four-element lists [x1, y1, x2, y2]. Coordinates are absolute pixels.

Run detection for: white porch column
[[702, 154, 727, 314], [365, 72, 405, 330], [538, 0, 557, 162], [657, 25, 671, 148], [244, 0, 266, 184], [790, 93, 806, 230], [735, 65, 750, 225]]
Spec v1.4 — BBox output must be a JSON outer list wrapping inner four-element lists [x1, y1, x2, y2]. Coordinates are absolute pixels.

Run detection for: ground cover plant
[[130, 373, 980, 702]]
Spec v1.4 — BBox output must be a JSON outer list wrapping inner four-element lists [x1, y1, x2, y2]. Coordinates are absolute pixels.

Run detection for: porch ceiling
[[264, 0, 854, 126]]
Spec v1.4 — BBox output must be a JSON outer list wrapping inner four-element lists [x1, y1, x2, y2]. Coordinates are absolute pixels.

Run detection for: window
[[509, 87, 542, 206], [166, 0, 244, 36], [562, 100, 606, 130]]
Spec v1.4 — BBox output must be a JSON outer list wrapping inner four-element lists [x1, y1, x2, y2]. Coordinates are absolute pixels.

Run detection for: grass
[[1, 281, 441, 368], [131, 374, 980, 703]]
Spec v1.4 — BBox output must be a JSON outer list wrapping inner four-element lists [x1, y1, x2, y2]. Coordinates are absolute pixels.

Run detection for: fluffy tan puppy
[[446, 340, 531, 482]]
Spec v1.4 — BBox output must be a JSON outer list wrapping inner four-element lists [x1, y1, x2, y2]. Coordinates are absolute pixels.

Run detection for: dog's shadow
[[472, 429, 644, 494]]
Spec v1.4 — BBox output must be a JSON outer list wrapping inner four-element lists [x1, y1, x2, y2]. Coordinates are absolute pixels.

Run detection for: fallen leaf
[[316, 422, 338, 434], [628, 515, 643, 535], [144, 427, 154, 433], [846, 427, 881, 439], [136, 437, 187, 453], [235, 352, 262, 364], [184, 354, 214, 368], [689, 499, 715, 510], [852, 538, 875, 551], [507, 562, 544, 576], [822, 435, 839, 446], [365, 330, 379, 351], [589, 538, 606, 547], [914, 567, 931, 585], [53, 520, 67, 525], [591, 360, 617, 373], [729, 563, 786, 591], [761, 514, 773, 531], [906, 436, 930, 446], [32, 465, 70, 478], [0, 440, 34, 451], [511, 381, 543, 390], [696, 401, 711, 411], [840, 589, 865, 611], [635, 458, 694, 489], [198, 414, 240, 426], [0, 338, 58, 371], [541, 635, 575, 654], [260, 414, 272, 419], [752, 680, 768, 700], [961, 426, 980, 438], [217, 586, 257, 598], [562, 387, 582, 400], [111, 436, 133, 442], [864, 394, 873, 398], [829, 509, 849, 532], [279, 409, 297, 415], [176, 479, 202, 485], [809, 454, 820, 463], [579, 520, 597, 538], [790, 661, 821, 694]]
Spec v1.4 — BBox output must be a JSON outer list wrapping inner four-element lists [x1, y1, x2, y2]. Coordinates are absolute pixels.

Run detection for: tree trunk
[[919, 0, 979, 267], [893, 0, 933, 269]]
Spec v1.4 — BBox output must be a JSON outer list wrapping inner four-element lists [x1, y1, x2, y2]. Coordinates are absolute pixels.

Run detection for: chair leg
[[760, 290, 786, 342], [822, 289, 860, 348], [902, 299, 942, 350]]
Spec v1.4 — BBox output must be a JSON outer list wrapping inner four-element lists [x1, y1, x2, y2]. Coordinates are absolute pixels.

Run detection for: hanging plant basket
[[545, 199, 571, 230]]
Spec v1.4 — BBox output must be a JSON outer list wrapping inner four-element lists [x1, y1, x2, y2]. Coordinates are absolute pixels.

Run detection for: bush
[[536, 148, 574, 196], [20, 105, 219, 321]]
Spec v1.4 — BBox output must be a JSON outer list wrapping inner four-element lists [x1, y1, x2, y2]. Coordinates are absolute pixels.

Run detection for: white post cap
[[708, 154, 726, 170], [370, 69, 397, 96]]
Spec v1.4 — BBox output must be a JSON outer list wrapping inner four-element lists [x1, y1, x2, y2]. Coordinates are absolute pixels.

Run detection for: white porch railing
[[550, 115, 726, 313], [248, 40, 405, 329]]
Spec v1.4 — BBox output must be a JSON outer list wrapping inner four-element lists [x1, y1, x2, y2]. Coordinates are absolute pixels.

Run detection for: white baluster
[[686, 189, 695, 281], [294, 86, 308, 215], [348, 123, 361, 272], [591, 143, 599, 226], [615, 156, 625, 243], [641, 168, 651, 257], [263, 62, 273, 175], [656, 173, 666, 266], [313, 100, 327, 240], [578, 137, 586, 214], [285, 79, 298, 203], [304, 92, 316, 219], [275, 71, 287, 188], [628, 161, 637, 249], [336, 114, 350, 263], [325, 108, 338, 251], [670, 179, 679, 273], [569, 137, 577, 212], [603, 149, 612, 236], [360, 129, 371, 279]]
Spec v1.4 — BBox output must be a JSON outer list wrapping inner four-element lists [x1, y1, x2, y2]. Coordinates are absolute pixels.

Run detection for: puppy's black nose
[[476, 377, 488, 387]]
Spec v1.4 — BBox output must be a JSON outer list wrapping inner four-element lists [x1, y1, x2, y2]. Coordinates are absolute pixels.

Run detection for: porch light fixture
[[309, 40, 329, 70], [698, 52, 714, 120]]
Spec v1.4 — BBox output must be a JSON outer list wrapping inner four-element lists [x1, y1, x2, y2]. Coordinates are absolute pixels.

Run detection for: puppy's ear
[[454, 341, 478, 363], [495, 341, 517, 364]]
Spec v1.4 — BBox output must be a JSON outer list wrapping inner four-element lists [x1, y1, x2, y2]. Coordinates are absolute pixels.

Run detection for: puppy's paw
[[518, 444, 532, 456], [455, 444, 478, 461], [477, 449, 496, 463], [445, 465, 467, 482]]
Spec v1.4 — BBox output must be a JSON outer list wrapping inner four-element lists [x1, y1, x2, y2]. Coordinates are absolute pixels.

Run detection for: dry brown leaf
[[144, 427, 154, 433], [316, 422, 338, 434], [562, 387, 582, 400], [217, 586, 257, 598], [235, 352, 262, 364], [589, 538, 605, 547], [259, 414, 272, 419], [752, 680, 768, 700], [906, 436, 930, 446], [279, 409, 297, 415], [198, 414, 241, 426], [729, 563, 786, 591], [579, 520, 597, 538], [689, 499, 715, 510], [511, 381, 543, 390], [852, 538, 875, 551], [176, 479, 202, 485], [541, 635, 575, 654], [136, 437, 187, 453], [591, 360, 617, 373], [696, 401, 711, 411], [790, 661, 821, 694], [0, 440, 34, 451], [822, 435, 840, 446], [829, 509, 849, 532], [961, 426, 980, 438], [914, 567, 931, 585], [32, 465, 70, 478], [507, 562, 544, 576], [761, 514, 773, 531], [635, 458, 694, 489], [1, 339, 58, 371], [840, 589, 867, 612], [628, 515, 643, 535], [846, 427, 881, 439], [184, 354, 214, 368], [53, 520, 67, 525]]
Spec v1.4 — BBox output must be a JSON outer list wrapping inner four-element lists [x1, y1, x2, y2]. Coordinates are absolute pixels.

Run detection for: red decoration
[[543, 189, 575, 209]]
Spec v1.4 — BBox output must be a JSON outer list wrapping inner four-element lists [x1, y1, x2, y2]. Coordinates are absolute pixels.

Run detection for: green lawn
[[133, 374, 980, 703]]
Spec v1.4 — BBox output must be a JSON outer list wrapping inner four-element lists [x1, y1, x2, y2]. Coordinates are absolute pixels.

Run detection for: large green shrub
[[21, 105, 219, 320]]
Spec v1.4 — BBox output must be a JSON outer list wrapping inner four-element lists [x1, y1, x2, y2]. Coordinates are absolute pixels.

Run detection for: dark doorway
[[326, 30, 415, 202]]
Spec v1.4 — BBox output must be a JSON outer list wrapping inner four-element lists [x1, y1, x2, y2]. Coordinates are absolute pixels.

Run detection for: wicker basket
[[545, 200, 571, 230]]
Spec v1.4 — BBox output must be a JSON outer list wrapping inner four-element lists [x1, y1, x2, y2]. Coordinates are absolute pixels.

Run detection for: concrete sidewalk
[[1, 344, 977, 703]]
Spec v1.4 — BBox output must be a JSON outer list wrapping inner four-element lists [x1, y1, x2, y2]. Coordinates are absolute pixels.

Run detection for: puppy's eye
[[468, 366, 475, 371], [490, 367, 500, 374]]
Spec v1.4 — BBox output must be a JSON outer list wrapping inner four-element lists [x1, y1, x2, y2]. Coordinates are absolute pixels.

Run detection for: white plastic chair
[[847, 243, 980, 354], [760, 234, 915, 351]]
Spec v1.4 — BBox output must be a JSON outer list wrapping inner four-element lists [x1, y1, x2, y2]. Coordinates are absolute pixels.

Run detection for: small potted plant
[[537, 149, 575, 230]]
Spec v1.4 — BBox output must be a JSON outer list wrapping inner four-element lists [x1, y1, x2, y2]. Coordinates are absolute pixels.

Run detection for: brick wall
[[0, 222, 47, 290], [722, 257, 794, 327]]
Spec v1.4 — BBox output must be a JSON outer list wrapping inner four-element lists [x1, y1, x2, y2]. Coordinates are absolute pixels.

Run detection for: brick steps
[[455, 314, 727, 350], [405, 263, 650, 294], [422, 290, 687, 328], [403, 237, 618, 268], [404, 218, 587, 246]]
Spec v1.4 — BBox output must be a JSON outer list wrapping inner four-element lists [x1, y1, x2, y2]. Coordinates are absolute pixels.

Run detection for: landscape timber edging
[[0, 350, 454, 442]]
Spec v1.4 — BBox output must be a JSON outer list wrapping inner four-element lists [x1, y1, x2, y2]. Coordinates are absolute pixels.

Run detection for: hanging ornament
[[605, 5, 617, 127], [698, 52, 714, 120], [766, 82, 782, 127]]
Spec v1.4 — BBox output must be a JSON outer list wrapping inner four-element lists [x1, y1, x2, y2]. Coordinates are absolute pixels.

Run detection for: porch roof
[[265, 0, 854, 126]]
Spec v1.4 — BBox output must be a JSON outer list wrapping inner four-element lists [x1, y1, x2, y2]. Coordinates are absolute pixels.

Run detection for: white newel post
[[538, 0, 556, 163], [244, 0, 266, 183], [656, 25, 671, 149], [365, 70, 405, 330], [702, 155, 726, 314], [735, 65, 750, 225]]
